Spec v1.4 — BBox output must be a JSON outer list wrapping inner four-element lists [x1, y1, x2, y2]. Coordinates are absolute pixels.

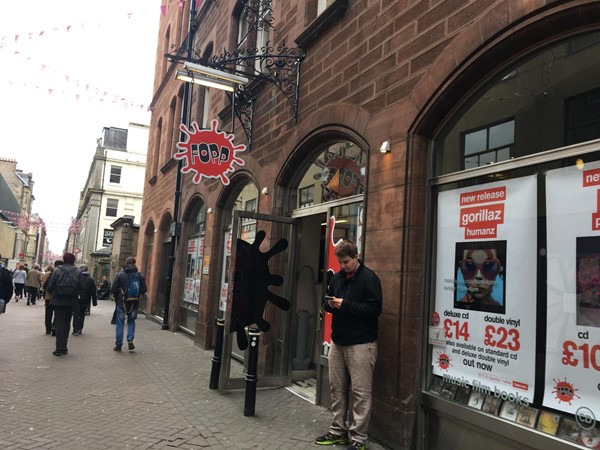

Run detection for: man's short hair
[[79, 264, 88, 272], [126, 257, 136, 265], [63, 253, 76, 264], [334, 240, 358, 259]]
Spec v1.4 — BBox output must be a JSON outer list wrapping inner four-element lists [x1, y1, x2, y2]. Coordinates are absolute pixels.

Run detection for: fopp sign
[[174, 119, 245, 185]]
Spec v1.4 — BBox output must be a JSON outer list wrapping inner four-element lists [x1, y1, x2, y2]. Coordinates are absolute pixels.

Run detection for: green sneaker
[[315, 432, 348, 445], [347, 440, 367, 450]]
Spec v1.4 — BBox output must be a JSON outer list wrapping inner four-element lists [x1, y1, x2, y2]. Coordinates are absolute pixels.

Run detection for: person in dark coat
[[97, 276, 111, 300], [111, 257, 147, 352], [41, 260, 62, 335], [0, 259, 13, 313], [315, 240, 382, 450], [72, 264, 97, 335], [46, 253, 84, 356]]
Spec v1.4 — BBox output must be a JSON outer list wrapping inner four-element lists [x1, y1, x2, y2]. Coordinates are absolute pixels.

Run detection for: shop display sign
[[174, 119, 245, 185], [544, 163, 600, 419], [432, 176, 537, 403], [184, 237, 203, 305]]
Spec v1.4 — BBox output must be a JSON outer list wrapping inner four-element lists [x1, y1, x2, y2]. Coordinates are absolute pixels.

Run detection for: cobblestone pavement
[[0, 299, 387, 449]]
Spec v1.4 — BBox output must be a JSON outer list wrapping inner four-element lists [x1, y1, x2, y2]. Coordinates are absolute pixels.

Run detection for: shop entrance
[[287, 199, 364, 406]]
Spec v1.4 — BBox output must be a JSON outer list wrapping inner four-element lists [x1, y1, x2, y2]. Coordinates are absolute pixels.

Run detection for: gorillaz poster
[[432, 176, 537, 403]]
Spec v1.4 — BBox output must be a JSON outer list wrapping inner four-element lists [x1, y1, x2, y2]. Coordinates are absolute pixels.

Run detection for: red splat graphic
[[174, 119, 245, 185], [552, 378, 580, 405], [436, 352, 452, 371]]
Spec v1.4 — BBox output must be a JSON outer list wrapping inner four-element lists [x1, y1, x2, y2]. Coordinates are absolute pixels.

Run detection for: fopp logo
[[174, 119, 245, 185]]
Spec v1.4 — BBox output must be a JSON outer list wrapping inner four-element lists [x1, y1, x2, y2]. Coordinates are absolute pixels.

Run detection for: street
[[0, 298, 386, 449]]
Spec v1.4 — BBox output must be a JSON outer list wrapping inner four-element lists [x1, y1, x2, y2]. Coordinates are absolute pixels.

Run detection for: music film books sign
[[432, 176, 537, 404], [544, 163, 600, 420]]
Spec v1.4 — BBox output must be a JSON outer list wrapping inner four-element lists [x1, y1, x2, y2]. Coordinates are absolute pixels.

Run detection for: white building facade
[[73, 123, 148, 267]]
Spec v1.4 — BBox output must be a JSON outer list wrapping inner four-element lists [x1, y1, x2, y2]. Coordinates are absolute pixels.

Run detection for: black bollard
[[209, 318, 225, 390], [244, 327, 261, 416]]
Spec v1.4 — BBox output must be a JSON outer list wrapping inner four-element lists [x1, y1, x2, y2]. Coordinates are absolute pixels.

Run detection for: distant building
[[70, 123, 148, 271], [0, 158, 45, 267]]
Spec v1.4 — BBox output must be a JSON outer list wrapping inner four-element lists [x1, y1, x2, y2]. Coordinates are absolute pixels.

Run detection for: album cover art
[[499, 401, 519, 421], [557, 417, 581, 442], [454, 240, 506, 314], [516, 405, 539, 428], [454, 385, 471, 405], [536, 411, 560, 435], [482, 395, 502, 415], [467, 391, 485, 409]]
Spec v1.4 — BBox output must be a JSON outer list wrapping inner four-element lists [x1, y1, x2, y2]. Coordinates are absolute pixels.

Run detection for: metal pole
[[244, 327, 260, 416], [209, 318, 225, 389], [162, 0, 197, 330]]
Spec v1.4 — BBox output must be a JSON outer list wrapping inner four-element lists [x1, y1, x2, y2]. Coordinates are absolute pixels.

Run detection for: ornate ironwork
[[211, 41, 303, 122], [230, 86, 254, 148], [240, 0, 275, 33], [167, 0, 304, 149]]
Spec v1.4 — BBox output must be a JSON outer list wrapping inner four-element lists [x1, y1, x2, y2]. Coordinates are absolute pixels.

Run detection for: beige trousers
[[328, 341, 377, 443]]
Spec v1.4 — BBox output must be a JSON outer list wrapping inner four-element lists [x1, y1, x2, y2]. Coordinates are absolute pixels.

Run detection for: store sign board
[[432, 176, 537, 403], [545, 163, 600, 417], [174, 119, 245, 185]]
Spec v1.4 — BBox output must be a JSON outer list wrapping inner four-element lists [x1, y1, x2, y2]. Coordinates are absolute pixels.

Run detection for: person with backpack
[[46, 253, 84, 356], [111, 256, 147, 352], [72, 264, 97, 335], [42, 260, 62, 335]]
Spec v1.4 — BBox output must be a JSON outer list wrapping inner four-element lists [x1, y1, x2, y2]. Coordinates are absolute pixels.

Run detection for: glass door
[[219, 210, 299, 389]]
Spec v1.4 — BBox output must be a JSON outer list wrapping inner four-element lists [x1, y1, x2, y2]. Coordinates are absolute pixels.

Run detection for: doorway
[[287, 200, 364, 405]]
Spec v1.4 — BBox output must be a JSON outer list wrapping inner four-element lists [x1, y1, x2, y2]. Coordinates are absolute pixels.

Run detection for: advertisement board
[[432, 176, 538, 404], [544, 163, 600, 420]]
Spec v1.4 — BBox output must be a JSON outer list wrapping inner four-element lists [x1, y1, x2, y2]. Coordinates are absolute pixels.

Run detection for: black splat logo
[[230, 230, 290, 350]]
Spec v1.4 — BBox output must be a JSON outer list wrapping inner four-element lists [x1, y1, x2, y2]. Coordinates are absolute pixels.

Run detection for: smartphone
[[325, 295, 334, 300]]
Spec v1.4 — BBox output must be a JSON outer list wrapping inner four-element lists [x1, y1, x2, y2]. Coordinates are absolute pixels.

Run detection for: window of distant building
[[106, 198, 118, 217], [462, 119, 514, 169], [110, 166, 122, 184]]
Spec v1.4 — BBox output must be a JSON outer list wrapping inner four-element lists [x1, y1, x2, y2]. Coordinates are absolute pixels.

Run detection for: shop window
[[435, 30, 600, 176], [106, 198, 118, 217], [181, 202, 206, 327], [109, 165, 122, 184], [427, 29, 600, 449], [292, 141, 366, 209], [462, 119, 514, 169]]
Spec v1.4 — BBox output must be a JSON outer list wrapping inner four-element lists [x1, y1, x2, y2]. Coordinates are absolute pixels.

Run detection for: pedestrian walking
[[25, 264, 43, 305], [46, 253, 83, 356], [97, 276, 111, 300], [111, 257, 147, 352], [315, 240, 382, 450], [41, 260, 62, 335], [72, 264, 97, 335], [0, 259, 12, 313], [12, 264, 26, 301]]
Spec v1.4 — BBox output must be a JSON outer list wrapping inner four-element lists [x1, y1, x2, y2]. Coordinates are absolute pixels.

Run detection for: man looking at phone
[[315, 240, 382, 450]]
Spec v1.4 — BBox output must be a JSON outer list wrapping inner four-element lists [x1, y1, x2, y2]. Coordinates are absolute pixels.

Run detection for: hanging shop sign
[[432, 176, 538, 404], [174, 119, 246, 185], [544, 162, 600, 419]]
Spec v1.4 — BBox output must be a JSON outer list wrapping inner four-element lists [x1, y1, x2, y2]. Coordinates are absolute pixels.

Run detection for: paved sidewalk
[[0, 299, 387, 449]]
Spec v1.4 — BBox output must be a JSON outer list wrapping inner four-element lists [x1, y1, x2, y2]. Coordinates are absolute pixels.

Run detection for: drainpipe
[[162, 0, 197, 330]]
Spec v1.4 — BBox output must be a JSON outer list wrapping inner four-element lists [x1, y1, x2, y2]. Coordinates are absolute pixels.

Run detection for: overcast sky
[[0, 0, 162, 255]]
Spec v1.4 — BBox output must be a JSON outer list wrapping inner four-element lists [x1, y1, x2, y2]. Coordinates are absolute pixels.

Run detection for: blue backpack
[[123, 272, 142, 301]]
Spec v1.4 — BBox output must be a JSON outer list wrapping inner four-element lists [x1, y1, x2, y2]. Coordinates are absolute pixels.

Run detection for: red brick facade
[[139, 1, 600, 448]]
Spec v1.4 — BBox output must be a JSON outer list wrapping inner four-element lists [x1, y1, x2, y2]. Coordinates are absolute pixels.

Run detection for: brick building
[[139, 1, 600, 448]]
